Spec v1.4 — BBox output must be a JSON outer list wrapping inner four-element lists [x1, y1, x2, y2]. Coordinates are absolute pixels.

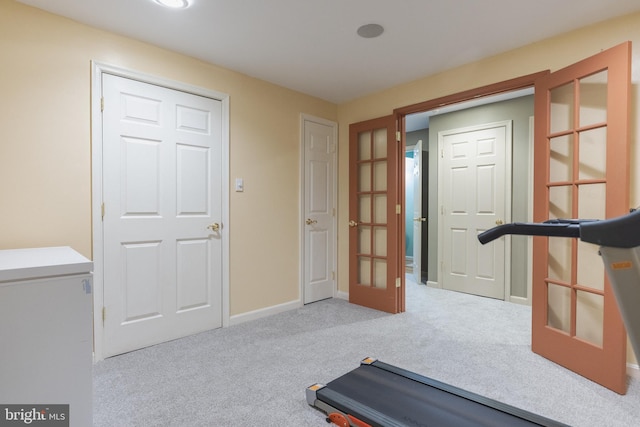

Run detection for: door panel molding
[[91, 62, 230, 361]]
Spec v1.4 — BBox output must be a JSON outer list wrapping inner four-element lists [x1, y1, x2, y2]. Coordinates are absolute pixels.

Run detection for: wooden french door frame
[[532, 42, 631, 394], [348, 115, 404, 313]]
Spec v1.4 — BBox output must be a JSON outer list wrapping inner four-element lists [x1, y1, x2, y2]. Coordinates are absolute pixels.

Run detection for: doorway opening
[[401, 84, 535, 303]]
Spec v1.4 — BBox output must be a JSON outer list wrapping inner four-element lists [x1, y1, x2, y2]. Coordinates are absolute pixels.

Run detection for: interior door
[[349, 115, 404, 313], [440, 121, 511, 299], [303, 116, 337, 304], [532, 42, 630, 394], [412, 140, 425, 284], [102, 74, 223, 357]]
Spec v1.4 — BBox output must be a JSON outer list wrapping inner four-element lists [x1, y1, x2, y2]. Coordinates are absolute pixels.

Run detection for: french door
[[349, 115, 404, 313], [533, 42, 631, 394]]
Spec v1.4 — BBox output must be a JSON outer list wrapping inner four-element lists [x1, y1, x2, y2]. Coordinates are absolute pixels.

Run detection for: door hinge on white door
[[102, 307, 106, 324], [101, 97, 104, 112], [101, 203, 105, 220], [332, 271, 335, 280]]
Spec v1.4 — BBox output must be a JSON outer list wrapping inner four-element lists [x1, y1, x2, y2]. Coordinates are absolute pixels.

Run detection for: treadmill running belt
[[316, 361, 567, 427]]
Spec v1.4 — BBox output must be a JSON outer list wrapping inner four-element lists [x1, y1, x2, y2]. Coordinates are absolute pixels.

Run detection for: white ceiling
[[16, 0, 640, 104]]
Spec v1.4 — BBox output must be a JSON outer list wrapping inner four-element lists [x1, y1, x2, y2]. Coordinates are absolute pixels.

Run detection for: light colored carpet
[[93, 277, 640, 426]]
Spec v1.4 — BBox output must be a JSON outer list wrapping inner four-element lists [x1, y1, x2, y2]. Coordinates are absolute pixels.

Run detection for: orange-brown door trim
[[394, 71, 550, 117]]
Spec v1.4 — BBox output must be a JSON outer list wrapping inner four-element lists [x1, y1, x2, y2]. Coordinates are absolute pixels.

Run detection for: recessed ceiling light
[[357, 23, 384, 39], [154, 0, 190, 9]]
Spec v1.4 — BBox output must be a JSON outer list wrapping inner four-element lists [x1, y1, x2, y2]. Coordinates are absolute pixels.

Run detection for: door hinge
[[101, 97, 104, 112], [101, 202, 105, 220], [441, 148, 444, 158], [396, 204, 401, 214], [396, 131, 401, 142], [396, 277, 401, 288], [102, 306, 106, 324], [332, 271, 335, 280], [332, 208, 336, 217]]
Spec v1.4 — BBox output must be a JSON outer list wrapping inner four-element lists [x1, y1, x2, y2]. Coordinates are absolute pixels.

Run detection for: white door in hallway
[[102, 74, 223, 357], [440, 121, 511, 299], [302, 115, 337, 303]]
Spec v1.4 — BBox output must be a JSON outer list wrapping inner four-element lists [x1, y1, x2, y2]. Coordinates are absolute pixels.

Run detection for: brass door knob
[[305, 218, 317, 225], [349, 220, 359, 227], [413, 217, 427, 222], [495, 219, 504, 225], [207, 222, 220, 232]]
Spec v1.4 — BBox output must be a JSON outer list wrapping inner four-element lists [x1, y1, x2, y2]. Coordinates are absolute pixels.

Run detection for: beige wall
[[0, 0, 337, 316]]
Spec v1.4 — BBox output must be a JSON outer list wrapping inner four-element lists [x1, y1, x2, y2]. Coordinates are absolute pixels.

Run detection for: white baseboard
[[336, 291, 349, 300], [509, 295, 530, 306], [229, 299, 301, 326], [627, 363, 640, 379]]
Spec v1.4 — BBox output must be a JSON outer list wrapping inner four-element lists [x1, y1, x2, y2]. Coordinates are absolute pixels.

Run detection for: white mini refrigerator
[[0, 247, 93, 427]]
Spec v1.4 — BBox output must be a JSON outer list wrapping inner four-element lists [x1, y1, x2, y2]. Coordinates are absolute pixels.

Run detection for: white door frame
[[437, 120, 512, 300], [91, 62, 230, 361], [299, 114, 338, 302]]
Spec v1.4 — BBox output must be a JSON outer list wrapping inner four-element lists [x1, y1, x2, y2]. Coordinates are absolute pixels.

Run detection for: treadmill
[[307, 209, 640, 427]]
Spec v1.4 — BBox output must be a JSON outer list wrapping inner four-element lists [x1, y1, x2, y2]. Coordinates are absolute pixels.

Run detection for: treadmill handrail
[[580, 209, 640, 248], [478, 210, 640, 248], [477, 222, 580, 244]]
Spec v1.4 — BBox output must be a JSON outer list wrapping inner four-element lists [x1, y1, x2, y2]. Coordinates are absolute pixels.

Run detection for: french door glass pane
[[359, 131, 371, 160], [359, 195, 371, 223], [359, 164, 371, 191], [579, 70, 608, 127], [374, 227, 387, 257], [373, 129, 387, 158], [358, 227, 371, 254], [374, 195, 386, 223], [550, 82, 575, 133], [577, 240, 604, 291], [549, 134, 573, 183], [373, 161, 387, 191], [578, 127, 607, 180], [549, 185, 572, 219], [548, 283, 571, 333], [548, 237, 572, 283], [373, 259, 386, 288], [576, 290, 604, 347], [578, 183, 606, 219], [359, 257, 371, 285]]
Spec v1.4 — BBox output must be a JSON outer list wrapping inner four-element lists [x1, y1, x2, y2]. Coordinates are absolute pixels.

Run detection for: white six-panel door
[[102, 74, 223, 357], [302, 116, 337, 304], [439, 121, 511, 299]]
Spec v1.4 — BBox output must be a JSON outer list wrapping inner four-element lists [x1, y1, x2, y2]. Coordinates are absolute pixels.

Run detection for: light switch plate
[[235, 178, 244, 192]]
